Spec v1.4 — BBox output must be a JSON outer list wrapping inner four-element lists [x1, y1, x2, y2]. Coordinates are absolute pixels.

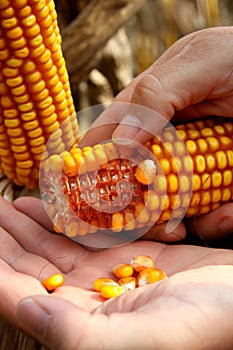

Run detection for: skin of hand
[[0, 195, 232, 350], [79, 26, 233, 242]]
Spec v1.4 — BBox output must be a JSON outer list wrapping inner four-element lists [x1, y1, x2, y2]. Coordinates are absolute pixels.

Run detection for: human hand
[[79, 26, 233, 243], [0, 196, 233, 349]]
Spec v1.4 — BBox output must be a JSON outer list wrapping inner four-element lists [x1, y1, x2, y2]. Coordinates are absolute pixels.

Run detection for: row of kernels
[[93, 256, 167, 299]]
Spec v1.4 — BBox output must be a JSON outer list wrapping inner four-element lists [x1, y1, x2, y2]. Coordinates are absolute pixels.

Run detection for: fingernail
[[219, 216, 233, 234], [17, 298, 49, 336], [112, 115, 141, 145]]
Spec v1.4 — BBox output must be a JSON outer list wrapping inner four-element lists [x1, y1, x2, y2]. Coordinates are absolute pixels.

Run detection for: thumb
[[17, 296, 107, 350]]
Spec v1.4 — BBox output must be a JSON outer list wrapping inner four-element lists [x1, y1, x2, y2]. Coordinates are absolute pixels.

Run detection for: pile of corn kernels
[[94, 255, 167, 299]]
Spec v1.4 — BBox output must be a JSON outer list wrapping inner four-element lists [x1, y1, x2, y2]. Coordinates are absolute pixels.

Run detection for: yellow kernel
[[145, 190, 159, 210], [194, 155, 206, 173], [192, 174, 201, 191], [201, 173, 211, 190], [9, 36, 27, 50], [206, 137, 219, 152], [63, 154, 78, 176], [14, 47, 29, 58], [197, 139, 208, 153], [215, 151, 227, 170], [226, 150, 233, 167], [206, 154, 216, 171], [183, 156, 193, 172], [118, 277, 137, 291], [147, 268, 167, 284], [151, 144, 163, 159], [18, 102, 34, 113], [167, 173, 178, 193], [100, 285, 125, 299], [154, 174, 167, 193], [6, 26, 23, 39], [159, 158, 171, 175], [111, 212, 124, 232], [170, 195, 181, 209], [176, 129, 187, 140], [6, 58, 23, 68], [42, 273, 64, 292], [212, 189, 222, 203], [93, 278, 119, 292], [135, 159, 156, 185], [222, 188, 232, 202], [186, 140, 197, 155], [201, 127, 214, 137], [130, 255, 154, 272], [187, 129, 200, 139], [16, 160, 33, 169], [223, 170, 232, 186], [179, 175, 190, 192], [174, 141, 186, 156], [219, 136, 232, 149], [212, 172, 222, 188], [6, 75, 23, 87], [21, 14, 36, 27], [5, 119, 20, 128], [112, 263, 134, 279], [200, 191, 211, 205], [171, 156, 182, 173], [124, 211, 136, 231]]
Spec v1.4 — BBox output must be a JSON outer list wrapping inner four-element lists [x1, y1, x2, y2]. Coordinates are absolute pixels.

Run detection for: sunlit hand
[[79, 26, 233, 242], [0, 196, 232, 350]]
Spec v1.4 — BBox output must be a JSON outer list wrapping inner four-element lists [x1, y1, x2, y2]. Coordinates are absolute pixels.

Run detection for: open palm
[[0, 195, 232, 349]]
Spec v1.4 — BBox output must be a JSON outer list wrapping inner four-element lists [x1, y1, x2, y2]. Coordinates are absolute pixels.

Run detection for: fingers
[[0, 196, 88, 274], [13, 196, 53, 231], [0, 259, 47, 322], [17, 296, 111, 349], [0, 224, 59, 279], [142, 221, 186, 242], [185, 203, 233, 241]]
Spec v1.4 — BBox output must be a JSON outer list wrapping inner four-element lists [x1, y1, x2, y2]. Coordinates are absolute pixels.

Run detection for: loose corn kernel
[[130, 255, 155, 272], [147, 268, 167, 284], [118, 277, 137, 291], [42, 273, 64, 292], [100, 285, 125, 299], [112, 263, 134, 279], [93, 278, 119, 292]]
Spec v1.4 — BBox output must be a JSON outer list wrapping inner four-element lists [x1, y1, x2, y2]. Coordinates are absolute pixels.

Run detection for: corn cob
[[0, 0, 79, 188], [41, 117, 233, 237]]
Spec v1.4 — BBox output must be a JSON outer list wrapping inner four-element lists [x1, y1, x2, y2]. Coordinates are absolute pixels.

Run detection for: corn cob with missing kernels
[[41, 117, 233, 236], [0, 0, 79, 189]]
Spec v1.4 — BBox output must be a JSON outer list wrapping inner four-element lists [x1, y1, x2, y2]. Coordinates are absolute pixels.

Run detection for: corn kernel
[[94, 278, 119, 292], [100, 285, 125, 299], [42, 273, 64, 292], [112, 263, 134, 279], [118, 277, 137, 291], [135, 159, 156, 185], [130, 255, 155, 272]]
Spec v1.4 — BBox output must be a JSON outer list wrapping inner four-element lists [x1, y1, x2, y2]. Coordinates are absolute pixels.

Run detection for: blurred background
[[55, 0, 233, 131]]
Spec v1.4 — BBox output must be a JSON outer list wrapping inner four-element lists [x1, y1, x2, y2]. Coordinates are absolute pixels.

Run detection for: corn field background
[[0, 1, 233, 349]]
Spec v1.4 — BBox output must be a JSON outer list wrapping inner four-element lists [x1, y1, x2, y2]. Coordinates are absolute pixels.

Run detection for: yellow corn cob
[[0, 0, 79, 188], [41, 117, 233, 237]]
